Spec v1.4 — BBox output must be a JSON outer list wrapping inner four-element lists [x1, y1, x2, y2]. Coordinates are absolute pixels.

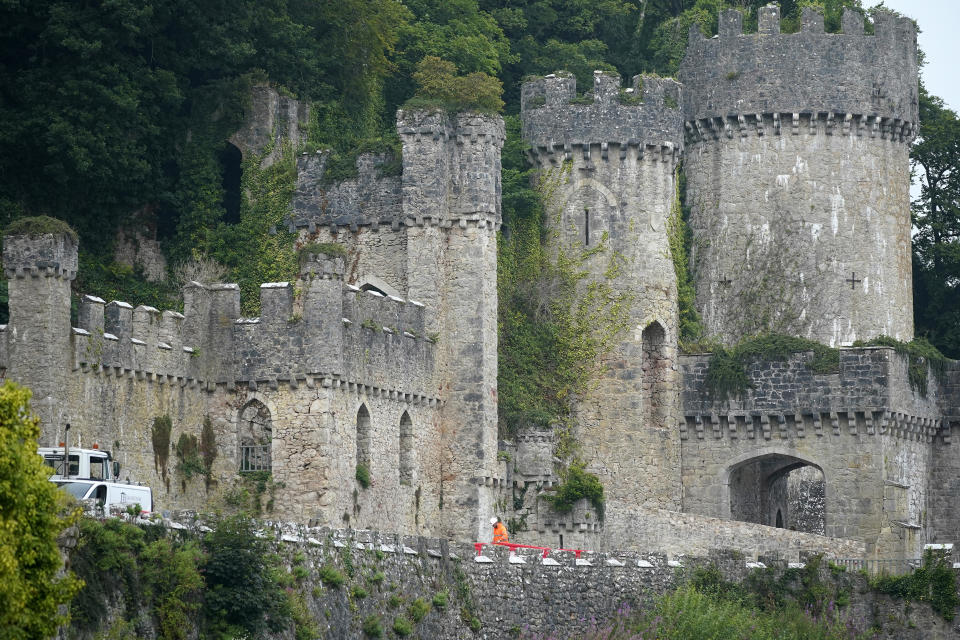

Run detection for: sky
[[880, 0, 960, 111]]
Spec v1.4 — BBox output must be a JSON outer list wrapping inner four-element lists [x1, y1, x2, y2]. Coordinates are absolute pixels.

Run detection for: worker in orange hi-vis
[[490, 516, 509, 544]]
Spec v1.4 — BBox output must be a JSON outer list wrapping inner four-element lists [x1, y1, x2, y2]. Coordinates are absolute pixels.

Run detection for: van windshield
[[55, 481, 94, 499]]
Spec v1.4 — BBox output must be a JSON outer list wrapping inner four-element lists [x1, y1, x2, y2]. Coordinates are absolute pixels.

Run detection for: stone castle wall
[[520, 72, 685, 525], [679, 347, 949, 557], [679, 6, 917, 345]]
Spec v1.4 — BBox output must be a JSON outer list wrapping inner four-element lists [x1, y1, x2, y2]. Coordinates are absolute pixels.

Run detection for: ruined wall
[[679, 6, 917, 345], [520, 72, 684, 529], [679, 347, 946, 557]]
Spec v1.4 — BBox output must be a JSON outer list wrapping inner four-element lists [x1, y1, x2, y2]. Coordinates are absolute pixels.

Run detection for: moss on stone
[[4, 216, 77, 242]]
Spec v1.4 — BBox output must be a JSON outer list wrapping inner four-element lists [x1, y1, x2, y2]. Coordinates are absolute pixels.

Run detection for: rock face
[[679, 6, 917, 345]]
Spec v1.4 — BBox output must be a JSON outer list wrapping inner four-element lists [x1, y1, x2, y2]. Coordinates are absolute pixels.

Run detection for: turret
[[2, 230, 78, 431], [520, 71, 686, 524], [679, 4, 918, 345]]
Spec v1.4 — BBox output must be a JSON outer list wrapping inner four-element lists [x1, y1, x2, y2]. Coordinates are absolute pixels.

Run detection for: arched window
[[356, 404, 371, 481], [238, 400, 272, 472], [641, 321, 668, 428], [399, 411, 414, 486]]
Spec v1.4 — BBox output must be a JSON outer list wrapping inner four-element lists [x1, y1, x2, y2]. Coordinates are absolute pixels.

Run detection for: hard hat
[[490, 517, 498, 525]]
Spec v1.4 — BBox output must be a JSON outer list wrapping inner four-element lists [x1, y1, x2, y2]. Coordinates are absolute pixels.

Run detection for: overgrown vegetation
[[0, 382, 81, 639], [496, 118, 631, 458], [670, 167, 703, 346], [704, 334, 841, 400], [150, 415, 172, 490], [870, 550, 959, 620], [543, 462, 605, 520], [852, 335, 948, 397], [3, 215, 78, 241]]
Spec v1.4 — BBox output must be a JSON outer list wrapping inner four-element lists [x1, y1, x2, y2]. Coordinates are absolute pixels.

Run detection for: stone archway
[[727, 453, 825, 533], [238, 399, 273, 472]]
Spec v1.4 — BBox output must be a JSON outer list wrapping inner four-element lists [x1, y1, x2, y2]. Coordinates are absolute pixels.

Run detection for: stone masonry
[[520, 72, 684, 527], [3, 4, 958, 579], [679, 6, 917, 345]]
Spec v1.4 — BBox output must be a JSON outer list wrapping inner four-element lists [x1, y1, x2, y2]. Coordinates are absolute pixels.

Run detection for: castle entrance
[[728, 454, 825, 534]]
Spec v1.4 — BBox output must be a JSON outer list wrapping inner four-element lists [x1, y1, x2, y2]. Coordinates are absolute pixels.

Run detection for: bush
[[408, 597, 431, 622], [408, 56, 503, 113], [871, 550, 959, 620], [543, 462, 605, 518], [362, 614, 383, 638], [392, 615, 413, 637], [432, 590, 448, 610], [318, 566, 347, 589], [202, 514, 291, 636], [356, 463, 371, 489], [0, 382, 81, 638]]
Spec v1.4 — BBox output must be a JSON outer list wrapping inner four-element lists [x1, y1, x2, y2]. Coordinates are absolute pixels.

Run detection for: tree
[[911, 86, 960, 358], [0, 382, 80, 640]]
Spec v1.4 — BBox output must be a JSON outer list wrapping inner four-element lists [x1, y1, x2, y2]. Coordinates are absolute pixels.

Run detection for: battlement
[[2, 233, 78, 280], [72, 295, 200, 380], [291, 110, 505, 233], [679, 5, 918, 133], [520, 72, 683, 161]]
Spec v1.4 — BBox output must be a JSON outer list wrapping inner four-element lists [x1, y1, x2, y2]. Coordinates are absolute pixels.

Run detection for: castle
[[3, 5, 957, 562]]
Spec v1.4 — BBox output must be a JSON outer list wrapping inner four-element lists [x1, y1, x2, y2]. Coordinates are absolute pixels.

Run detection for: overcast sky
[[880, 0, 960, 111]]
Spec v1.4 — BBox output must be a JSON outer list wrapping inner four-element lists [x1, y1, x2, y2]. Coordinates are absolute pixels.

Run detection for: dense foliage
[[0, 382, 80, 640]]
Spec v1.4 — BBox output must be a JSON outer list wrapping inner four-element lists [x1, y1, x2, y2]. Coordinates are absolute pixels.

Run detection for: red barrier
[[474, 541, 584, 559]]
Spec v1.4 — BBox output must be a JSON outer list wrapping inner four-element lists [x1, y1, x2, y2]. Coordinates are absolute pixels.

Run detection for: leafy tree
[[408, 56, 504, 113], [911, 86, 960, 358], [0, 382, 80, 639], [202, 514, 290, 637]]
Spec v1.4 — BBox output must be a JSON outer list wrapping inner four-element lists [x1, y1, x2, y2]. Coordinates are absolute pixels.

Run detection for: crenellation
[[104, 301, 134, 369], [841, 7, 864, 35], [258, 281, 293, 326], [521, 72, 684, 154], [801, 6, 824, 32], [757, 4, 779, 34]]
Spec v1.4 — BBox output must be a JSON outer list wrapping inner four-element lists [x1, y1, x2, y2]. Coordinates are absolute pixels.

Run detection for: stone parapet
[[2, 232, 78, 280], [521, 72, 683, 159], [679, 6, 918, 129]]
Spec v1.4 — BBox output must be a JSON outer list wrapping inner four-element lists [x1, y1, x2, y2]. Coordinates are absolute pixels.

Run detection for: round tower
[[679, 5, 918, 345], [2, 230, 78, 433], [521, 71, 685, 519]]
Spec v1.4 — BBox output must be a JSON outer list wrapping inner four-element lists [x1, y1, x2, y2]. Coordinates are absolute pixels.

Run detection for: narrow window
[[584, 208, 590, 245], [399, 411, 414, 486], [356, 404, 371, 478]]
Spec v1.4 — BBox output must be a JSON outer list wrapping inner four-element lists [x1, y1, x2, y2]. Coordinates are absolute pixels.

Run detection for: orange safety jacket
[[493, 522, 509, 544]]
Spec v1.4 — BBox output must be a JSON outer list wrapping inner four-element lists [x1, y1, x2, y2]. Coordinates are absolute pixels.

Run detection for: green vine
[[705, 334, 840, 400], [151, 415, 172, 490], [670, 167, 703, 347], [497, 117, 633, 460], [870, 550, 959, 620]]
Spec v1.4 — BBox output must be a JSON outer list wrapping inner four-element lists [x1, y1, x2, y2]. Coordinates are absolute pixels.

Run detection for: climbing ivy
[[705, 334, 840, 400], [497, 116, 632, 459], [870, 550, 959, 621], [852, 335, 948, 397], [670, 167, 703, 347], [542, 461, 605, 520]]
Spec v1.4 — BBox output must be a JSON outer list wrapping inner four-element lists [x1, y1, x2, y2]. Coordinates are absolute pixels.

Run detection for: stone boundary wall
[[600, 506, 865, 560], [680, 347, 946, 443], [291, 152, 402, 229], [679, 6, 918, 131]]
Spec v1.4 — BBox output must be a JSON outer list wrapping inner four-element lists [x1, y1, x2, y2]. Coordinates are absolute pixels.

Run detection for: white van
[[40, 446, 153, 515], [54, 479, 153, 514]]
